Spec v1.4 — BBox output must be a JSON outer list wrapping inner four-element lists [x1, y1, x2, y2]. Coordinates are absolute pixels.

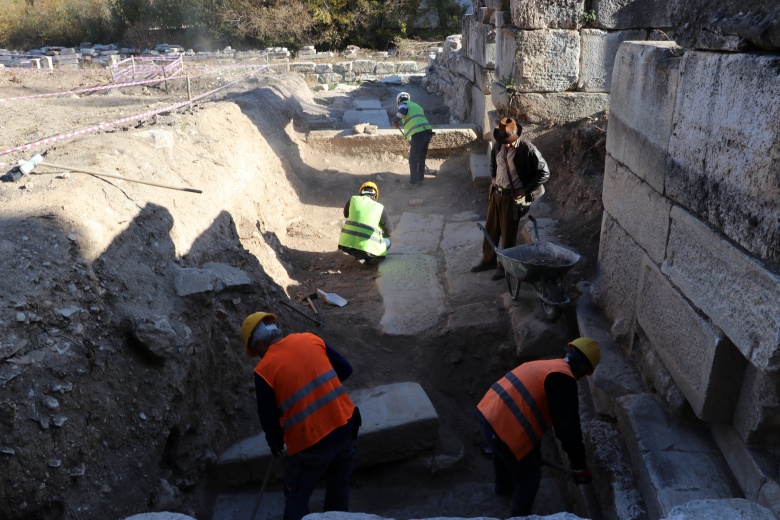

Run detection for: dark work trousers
[[408, 129, 433, 184], [481, 417, 542, 516], [480, 189, 522, 269], [282, 430, 356, 520]]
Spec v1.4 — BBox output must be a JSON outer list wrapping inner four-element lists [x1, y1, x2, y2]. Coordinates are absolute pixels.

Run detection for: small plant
[[581, 10, 597, 26], [502, 76, 519, 104]]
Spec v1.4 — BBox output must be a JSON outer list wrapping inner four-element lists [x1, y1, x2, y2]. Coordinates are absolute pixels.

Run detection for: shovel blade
[[317, 289, 348, 307]]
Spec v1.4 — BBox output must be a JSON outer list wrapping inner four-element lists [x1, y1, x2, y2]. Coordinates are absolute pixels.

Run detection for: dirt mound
[[0, 72, 329, 519]]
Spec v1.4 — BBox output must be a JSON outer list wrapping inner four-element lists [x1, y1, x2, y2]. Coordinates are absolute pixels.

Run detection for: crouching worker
[[476, 338, 600, 516], [242, 312, 361, 520], [338, 181, 392, 265]]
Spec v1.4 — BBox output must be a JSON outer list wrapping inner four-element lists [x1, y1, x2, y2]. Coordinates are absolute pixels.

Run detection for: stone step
[[469, 142, 492, 188], [615, 393, 742, 519], [211, 382, 439, 487], [306, 125, 479, 157]]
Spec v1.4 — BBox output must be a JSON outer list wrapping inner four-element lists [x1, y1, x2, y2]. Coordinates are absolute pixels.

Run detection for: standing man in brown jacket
[[471, 117, 550, 280]]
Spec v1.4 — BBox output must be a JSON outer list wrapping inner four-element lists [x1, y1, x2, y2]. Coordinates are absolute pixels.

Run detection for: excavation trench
[[197, 80, 593, 518], [0, 71, 605, 519]]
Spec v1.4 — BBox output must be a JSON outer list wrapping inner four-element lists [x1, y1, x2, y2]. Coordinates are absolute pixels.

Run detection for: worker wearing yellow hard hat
[[338, 181, 393, 265], [241, 311, 361, 520], [476, 337, 601, 516]]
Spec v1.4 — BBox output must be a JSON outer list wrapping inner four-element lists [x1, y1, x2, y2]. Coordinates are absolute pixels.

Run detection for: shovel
[[317, 289, 348, 307]]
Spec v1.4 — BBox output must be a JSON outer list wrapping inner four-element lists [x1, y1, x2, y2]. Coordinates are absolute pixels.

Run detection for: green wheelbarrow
[[478, 216, 581, 323]]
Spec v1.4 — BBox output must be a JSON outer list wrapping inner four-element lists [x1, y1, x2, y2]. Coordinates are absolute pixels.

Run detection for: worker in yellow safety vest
[[476, 338, 601, 516], [242, 312, 361, 520], [392, 92, 433, 186], [338, 181, 392, 265]]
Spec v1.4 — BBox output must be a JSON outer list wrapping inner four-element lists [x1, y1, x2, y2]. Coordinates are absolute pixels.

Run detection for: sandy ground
[[0, 64, 605, 519]]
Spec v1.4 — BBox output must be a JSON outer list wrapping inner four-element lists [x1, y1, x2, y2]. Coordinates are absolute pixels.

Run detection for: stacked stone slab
[[424, 0, 672, 137], [211, 382, 439, 487], [590, 39, 780, 517]]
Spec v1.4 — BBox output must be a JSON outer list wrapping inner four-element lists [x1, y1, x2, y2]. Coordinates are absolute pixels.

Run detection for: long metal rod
[[248, 455, 276, 520], [37, 160, 202, 193], [279, 299, 322, 328]]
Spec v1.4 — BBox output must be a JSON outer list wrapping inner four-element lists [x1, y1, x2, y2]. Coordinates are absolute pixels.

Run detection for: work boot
[[470, 261, 495, 273], [491, 268, 506, 281]]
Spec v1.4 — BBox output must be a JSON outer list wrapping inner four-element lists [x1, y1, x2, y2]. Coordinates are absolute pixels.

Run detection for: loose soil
[[0, 65, 605, 520]]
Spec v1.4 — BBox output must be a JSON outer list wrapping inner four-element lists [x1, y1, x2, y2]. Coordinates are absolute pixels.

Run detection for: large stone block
[[510, 92, 609, 124], [466, 18, 496, 69], [606, 41, 683, 193], [457, 55, 476, 82], [471, 85, 494, 139], [212, 382, 439, 487], [352, 59, 376, 74], [615, 393, 741, 519], [732, 366, 780, 446], [636, 260, 747, 421], [332, 61, 352, 73], [511, 0, 583, 29], [579, 29, 647, 92], [710, 423, 775, 502], [475, 64, 495, 94], [667, 0, 780, 52], [495, 26, 518, 83], [602, 156, 671, 264], [576, 285, 645, 418], [593, 0, 671, 30], [663, 499, 775, 520], [290, 62, 315, 73], [461, 14, 475, 60], [590, 212, 645, 331], [509, 29, 580, 93], [350, 382, 440, 465], [667, 51, 780, 264], [396, 61, 420, 73], [662, 206, 780, 371], [450, 76, 474, 123]]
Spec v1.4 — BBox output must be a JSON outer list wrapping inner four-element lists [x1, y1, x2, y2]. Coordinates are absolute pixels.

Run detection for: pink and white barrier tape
[[0, 73, 255, 157]]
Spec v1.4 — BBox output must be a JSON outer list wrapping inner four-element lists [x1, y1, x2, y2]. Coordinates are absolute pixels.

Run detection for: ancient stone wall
[[591, 37, 779, 506], [423, 0, 673, 138]]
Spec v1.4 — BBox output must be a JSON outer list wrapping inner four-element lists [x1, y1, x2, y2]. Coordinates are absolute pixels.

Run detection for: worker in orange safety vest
[[242, 312, 361, 520], [476, 337, 600, 516]]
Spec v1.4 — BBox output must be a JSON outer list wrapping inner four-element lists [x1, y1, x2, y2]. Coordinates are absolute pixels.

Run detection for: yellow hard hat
[[359, 181, 379, 200], [242, 312, 277, 356], [568, 337, 600, 374]]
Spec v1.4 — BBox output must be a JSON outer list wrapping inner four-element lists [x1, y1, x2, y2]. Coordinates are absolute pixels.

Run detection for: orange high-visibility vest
[[477, 359, 573, 460], [255, 333, 355, 455]]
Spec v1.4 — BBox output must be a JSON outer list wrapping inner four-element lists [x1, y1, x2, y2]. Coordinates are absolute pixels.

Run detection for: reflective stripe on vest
[[401, 101, 432, 141], [255, 333, 355, 455], [476, 358, 573, 460], [338, 195, 387, 257]]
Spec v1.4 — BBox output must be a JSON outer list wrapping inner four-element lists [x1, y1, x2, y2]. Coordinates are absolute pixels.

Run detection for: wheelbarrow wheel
[[540, 301, 562, 323]]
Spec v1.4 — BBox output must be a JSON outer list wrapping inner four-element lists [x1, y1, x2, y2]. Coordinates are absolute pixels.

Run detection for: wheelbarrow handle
[[477, 223, 500, 253], [528, 215, 540, 243]]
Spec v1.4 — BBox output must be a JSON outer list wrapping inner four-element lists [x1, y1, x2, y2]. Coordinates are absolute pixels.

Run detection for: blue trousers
[[408, 129, 433, 184], [282, 430, 355, 520], [481, 417, 542, 516]]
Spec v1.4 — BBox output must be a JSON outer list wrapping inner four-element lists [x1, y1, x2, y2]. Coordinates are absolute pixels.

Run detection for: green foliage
[[0, 0, 468, 51], [581, 9, 597, 26], [502, 75, 519, 103]]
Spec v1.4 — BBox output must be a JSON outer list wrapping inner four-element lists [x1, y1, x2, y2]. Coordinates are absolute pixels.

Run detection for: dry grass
[[392, 38, 442, 59]]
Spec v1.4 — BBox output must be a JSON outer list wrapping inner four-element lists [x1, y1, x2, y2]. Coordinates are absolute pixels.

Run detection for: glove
[[572, 468, 593, 485], [392, 121, 399, 129], [271, 445, 285, 457]]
